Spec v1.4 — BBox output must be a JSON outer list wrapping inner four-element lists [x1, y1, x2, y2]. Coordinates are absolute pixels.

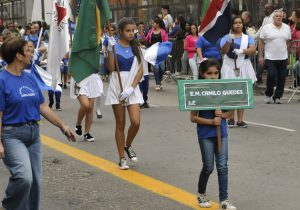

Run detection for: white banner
[[47, 0, 69, 89]]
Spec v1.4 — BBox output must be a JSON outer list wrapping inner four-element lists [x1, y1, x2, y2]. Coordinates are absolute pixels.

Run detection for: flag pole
[[36, 27, 44, 49], [108, 21, 124, 95]]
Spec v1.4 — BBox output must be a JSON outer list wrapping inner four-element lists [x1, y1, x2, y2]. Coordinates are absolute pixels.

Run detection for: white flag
[[47, 0, 69, 89]]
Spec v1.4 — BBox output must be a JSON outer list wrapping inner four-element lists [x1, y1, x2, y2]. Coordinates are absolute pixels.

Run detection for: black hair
[[231, 16, 246, 34], [199, 59, 221, 79], [0, 38, 27, 64], [188, 23, 198, 36], [153, 16, 166, 31], [232, 8, 239, 16], [137, 21, 144, 26], [177, 16, 186, 30], [161, 5, 170, 11], [293, 9, 300, 19], [118, 17, 141, 63]]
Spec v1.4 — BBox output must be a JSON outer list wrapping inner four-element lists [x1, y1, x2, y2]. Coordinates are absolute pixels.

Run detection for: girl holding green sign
[[190, 59, 237, 210]]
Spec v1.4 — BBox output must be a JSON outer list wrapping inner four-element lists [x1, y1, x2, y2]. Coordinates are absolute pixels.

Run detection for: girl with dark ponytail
[[105, 17, 144, 170]]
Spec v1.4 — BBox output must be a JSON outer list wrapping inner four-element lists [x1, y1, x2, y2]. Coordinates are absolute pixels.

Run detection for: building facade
[[109, 0, 300, 27], [1, 0, 300, 27]]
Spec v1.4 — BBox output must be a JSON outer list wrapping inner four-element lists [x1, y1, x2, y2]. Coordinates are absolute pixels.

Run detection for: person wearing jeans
[[141, 16, 168, 90], [153, 62, 165, 90], [190, 59, 236, 210], [0, 38, 75, 210], [198, 136, 228, 202]]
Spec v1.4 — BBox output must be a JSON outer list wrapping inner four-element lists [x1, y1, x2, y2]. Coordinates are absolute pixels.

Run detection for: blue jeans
[[153, 62, 165, 85], [198, 136, 228, 202], [1, 123, 41, 210], [139, 75, 149, 102]]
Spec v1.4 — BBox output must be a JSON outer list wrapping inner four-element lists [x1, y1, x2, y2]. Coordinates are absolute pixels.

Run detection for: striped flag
[[69, 0, 111, 83], [144, 42, 173, 66], [201, 0, 211, 19], [199, 0, 231, 44]]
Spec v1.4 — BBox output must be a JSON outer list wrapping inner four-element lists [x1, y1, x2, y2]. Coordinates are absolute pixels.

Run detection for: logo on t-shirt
[[19, 86, 36, 98]]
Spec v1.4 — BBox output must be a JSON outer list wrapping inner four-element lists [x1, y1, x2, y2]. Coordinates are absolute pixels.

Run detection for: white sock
[[96, 96, 101, 114]]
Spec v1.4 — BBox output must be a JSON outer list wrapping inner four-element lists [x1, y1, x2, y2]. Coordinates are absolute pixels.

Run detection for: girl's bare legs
[[126, 104, 140, 147], [237, 109, 244, 124], [77, 96, 95, 134], [84, 98, 95, 133], [112, 104, 126, 158], [77, 95, 89, 125], [96, 96, 102, 118]]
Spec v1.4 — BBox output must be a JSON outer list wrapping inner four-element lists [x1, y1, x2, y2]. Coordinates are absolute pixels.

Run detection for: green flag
[[69, 0, 111, 83], [201, 0, 211, 19]]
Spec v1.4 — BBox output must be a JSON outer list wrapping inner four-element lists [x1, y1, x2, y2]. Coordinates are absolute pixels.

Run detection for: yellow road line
[[41, 135, 219, 210]]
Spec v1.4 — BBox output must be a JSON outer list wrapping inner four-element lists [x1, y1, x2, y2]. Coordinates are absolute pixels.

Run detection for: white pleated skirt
[[78, 73, 103, 98], [105, 71, 144, 106], [221, 58, 257, 83]]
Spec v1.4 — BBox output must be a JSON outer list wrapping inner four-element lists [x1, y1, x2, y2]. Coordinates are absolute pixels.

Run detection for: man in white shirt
[[255, 4, 275, 83], [161, 5, 173, 33], [259, 10, 291, 104]]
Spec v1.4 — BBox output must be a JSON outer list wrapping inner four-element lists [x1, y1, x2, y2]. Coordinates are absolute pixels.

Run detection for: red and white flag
[[47, 0, 69, 89]]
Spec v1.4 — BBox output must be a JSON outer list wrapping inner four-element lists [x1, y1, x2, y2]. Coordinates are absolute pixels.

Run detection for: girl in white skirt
[[220, 16, 257, 128], [74, 73, 103, 142], [105, 17, 144, 170]]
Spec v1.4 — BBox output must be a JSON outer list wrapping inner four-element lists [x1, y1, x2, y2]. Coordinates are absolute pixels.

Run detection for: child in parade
[[74, 72, 104, 142], [220, 16, 256, 128], [137, 38, 150, 108], [105, 17, 144, 170], [190, 59, 237, 210], [61, 52, 69, 89]]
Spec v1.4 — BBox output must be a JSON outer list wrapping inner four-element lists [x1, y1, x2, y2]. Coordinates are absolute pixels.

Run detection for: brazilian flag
[[69, 0, 111, 82]]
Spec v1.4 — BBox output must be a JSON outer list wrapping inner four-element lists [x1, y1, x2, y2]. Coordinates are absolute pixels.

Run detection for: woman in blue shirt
[[0, 38, 75, 210], [196, 35, 222, 64], [105, 18, 144, 170]]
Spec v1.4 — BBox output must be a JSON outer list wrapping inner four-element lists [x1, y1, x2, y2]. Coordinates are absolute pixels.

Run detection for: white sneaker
[[155, 85, 160, 91], [119, 158, 129, 170], [220, 199, 237, 210], [264, 96, 272, 104], [197, 194, 211, 208], [124, 145, 138, 163], [273, 98, 281, 104]]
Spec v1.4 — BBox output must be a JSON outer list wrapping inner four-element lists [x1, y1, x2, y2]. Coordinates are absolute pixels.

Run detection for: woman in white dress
[[105, 17, 144, 170], [220, 16, 257, 128]]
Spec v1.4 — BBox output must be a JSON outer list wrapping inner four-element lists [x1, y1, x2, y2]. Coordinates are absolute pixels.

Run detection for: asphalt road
[[1, 79, 299, 210]]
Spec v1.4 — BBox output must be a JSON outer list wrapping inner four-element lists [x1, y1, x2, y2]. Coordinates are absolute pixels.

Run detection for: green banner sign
[[178, 79, 254, 111]]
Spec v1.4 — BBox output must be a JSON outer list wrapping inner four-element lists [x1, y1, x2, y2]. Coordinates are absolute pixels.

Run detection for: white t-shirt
[[260, 23, 291, 60], [163, 14, 173, 31]]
